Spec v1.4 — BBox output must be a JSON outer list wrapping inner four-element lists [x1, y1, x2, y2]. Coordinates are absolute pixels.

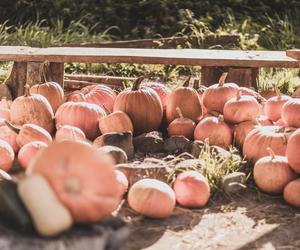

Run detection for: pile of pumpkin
[[0, 72, 299, 237]]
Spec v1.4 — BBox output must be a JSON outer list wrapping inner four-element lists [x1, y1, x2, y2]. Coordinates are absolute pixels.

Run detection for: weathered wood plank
[[0, 46, 298, 68], [286, 49, 300, 60]]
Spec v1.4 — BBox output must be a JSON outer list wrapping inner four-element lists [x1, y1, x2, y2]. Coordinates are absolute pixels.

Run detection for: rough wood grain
[[49, 62, 64, 87], [286, 49, 300, 61]]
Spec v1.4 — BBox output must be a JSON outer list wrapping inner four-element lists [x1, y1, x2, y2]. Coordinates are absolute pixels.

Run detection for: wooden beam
[[286, 49, 300, 61]]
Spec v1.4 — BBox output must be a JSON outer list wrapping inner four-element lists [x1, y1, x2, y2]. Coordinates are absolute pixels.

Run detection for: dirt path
[[122, 188, 300, 250]]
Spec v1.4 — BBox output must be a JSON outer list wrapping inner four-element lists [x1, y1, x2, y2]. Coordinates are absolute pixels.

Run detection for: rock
[[187, 140, 205, 158], [177, 152, 195, 160], [134, 131, 164, 153], [97, 145, 127, 164], [163, 136, 190, 154], [94, 132, 134, 159], [175, 159, 205, 173], [222, 172, 247, 194], [116, 160, 170, 186], [209, 146, 242, 162]]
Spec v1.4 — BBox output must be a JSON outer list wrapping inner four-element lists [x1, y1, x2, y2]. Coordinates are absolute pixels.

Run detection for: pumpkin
[[173, 171, 210, 208], [67, 84, 116, 112], [257, 115, 273, 126], [243, 126, 294, 163], [194, 115, 232, 149], [114, 77, 163, 135], [0, 139, 14, 171], [0, 97, 12, 109], [233, 120, 257, 148], [0, 108, 10, 120], [6, 122, 52, 148], [202, 72, 239, 113], [10, 85, 54, 133], [259, 89, 277, 100], [283, 179, 300, 208], [167, 107, 196, 140], [264, 86, 291, 121], [253, 148, 296, 194], [28, 140, 122, 223], [30, 82, 64, 113], [282, 98, 300, 128], [0, 119, 18, 152], [128, 178, 175, 218], [223, 90, 260, 123], [274, 118, 288, 127], [286, 128, 300, 173], [99, 111, 133, 134], [166, 77, 202, 123], [115, 169, 128, 195], [55, 101, 106, 140], [18, 141, 48, 169], [55, 125, 86, 142], [18, 174, 73, 237]]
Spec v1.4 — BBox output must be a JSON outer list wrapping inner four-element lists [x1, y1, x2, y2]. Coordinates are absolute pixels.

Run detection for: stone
[[175, 159, 205, 174], [187, 140, 205, 158], [97, 145, 127, 164], [210, 146, 242, 162], [163, 136, 190, 154], [222, 172, 247, 194], [93, 132, 134, 159], [133, 131, 164, 153]]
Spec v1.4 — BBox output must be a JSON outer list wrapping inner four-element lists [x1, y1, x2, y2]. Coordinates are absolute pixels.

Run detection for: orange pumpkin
[[233, 120, 257, 148], [99, 111, 133, 134], [0, 139, 14, 171], [30, 82, 64, 113], [28, 140, 122, 223], [274, 118, 288, 127], [282, 98, 300, 128], [264, 86, 291, 121], [166, 77, 202, 123], [55, 125, 86, 142], [223, 90, 260, 123], [55, 102, 106, 140], [283, 179, 300, 208], [0, 97, 12, 109], [0, 119, 19, 152], [202, 73, 239, 113], [253, 148, 296, 194], [0, 108, 10, 120], [259, 89, 277, 100], [67, 85, 116, 112], [114, 78, 163, 135], [243, 126, 294, 163], [10, 85, 54, 133], [194, 115, 232, 149], [18, 141, 48, 168], [167, 107, 196, 140], [257, 115, 273, 126], [286, 128, 300, 173]]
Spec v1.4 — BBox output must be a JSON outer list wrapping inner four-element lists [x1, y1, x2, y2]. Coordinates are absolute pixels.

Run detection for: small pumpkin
[[99, 110, 133, 134], [0, 119, 18, 152], [286, 128, 300, 173], [223, 90, 260, 123], [55, 101, 106, 140], [202, 72, 239, 113], [10, 85, 54, 133], [173, 171, 210, 208], [18, 141, 48, 169], [0, 97, 12, 109], [55, 125, 86, 142], [30, 82, 64, 113], [166, 77, 202, 123], [194, 115, 232, 149], [283, 179, 300, 208], [264, 85, 291, 121], [0, 108, 10, 120], [114, 77, 163, 135], [253, 148, 297, 194], [28, 140, 122, 223], [167, 107, 196, 140], [128, 178, 175, 218], [282, 98, 300, 128], [233, 120, 257, 148], [0, 139, 14, 171]]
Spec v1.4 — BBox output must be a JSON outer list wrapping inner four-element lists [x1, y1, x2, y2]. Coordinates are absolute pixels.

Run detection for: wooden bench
[[0, 46, 299, 98]]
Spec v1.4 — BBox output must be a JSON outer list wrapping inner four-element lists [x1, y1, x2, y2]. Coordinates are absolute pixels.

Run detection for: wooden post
[[48, 62, 64, 87]]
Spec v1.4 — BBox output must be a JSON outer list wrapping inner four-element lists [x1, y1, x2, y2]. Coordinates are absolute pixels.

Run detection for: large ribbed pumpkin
[[113, 78, 163, 135], [10, 85, 54, 133], [264, 86, 291, 122], [282, 98, 300, 128], [30, 82, 64, 113], [166, 78, 202, 123], [0, 119, 18, 152], [28, 140, 122, 223], [202, 73, 239, 113], [67, 85, 116, 112], [243, 126, 294, 163], [55, 102, 106, 140], [286, 128, 300, 173]]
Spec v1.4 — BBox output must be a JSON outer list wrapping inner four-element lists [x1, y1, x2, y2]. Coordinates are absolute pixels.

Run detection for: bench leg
[[201, 66, 258, 88]]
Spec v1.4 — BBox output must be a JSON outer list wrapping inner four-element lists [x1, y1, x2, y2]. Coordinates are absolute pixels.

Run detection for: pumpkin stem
[[132, 77, 144, 91], [218, 72, 228, 86], [236, 90, 242, 100], [64, 177, 81, 194], [193, 79, 200, 89], [24, 85, 30, 97], [176, 107, 184, 119], [4, 120, 20, 134], [266, 147, 276, 159], [183, 76, 192, 87]]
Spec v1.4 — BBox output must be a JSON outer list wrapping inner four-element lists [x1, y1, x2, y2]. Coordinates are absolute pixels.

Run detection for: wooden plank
[[286, 49, 300, 60], [49, 62, 64, 87], [4, 62, 27, 98], [64, 79, 123, 90], [0, 46, 298, 68]]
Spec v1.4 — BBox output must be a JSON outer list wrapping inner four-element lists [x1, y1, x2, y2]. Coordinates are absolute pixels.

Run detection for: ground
[[122, 188, 300, 250]]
